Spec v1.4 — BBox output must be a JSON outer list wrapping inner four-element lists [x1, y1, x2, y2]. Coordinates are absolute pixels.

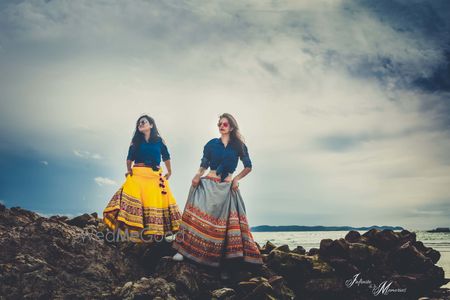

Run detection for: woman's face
[[217, 117, 232, 134], [138, 117, 153, 133]]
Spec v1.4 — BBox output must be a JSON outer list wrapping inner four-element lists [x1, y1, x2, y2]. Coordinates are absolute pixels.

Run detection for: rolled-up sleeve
[[161, 139, 170, 161], [200, 142, 211, 169], [240, 144, 252, 168], [127, 143, 136, 161]]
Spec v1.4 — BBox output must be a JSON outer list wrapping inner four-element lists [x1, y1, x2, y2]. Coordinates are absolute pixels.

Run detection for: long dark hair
[[130, 115, 162, 149], [219, 113, 246, 156]]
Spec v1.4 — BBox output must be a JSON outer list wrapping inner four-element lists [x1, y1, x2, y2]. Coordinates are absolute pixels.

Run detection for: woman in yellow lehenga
[[103, 114, 182, 243]]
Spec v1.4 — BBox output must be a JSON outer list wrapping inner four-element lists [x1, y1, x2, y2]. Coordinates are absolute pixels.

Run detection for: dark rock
[[233, 269, 254, 282], [390, 273, 434, 296], [319, 239, 333, 255], [49, 215, 69, 222], [308, 247, 319, 256], [326, 257, 359, 276], [389, 241, 434, 273], [291, 245, 306, 255], [414, 240, 429, 252], [347, 242, 381, 267], [258, 264, 279, 279], [0, 205, 41, 228], [238, 276, 294, 300], [0, 206, 145, 299], [362, 228, 381, 239], [273, 244, 290, 253], [237, 280, 258, 295], [154, 257, 222, 298], [268, 275, 283, 285], [320, 238, 349, 258], [260, 241, 277, 254], [65, 213, 98, 228], [414, 241, 441, 264], [267, 250, 313, 286], [424, 248, 441, 265], [345, 230, 361, 243], [267, 275, 296, 299], [0, 204, 447, 299], [418, 288, 450, 300], [399, 229, 417, 244], [211, 287, 235, 299], [372, 229, 401, 250], [244, 280, 273, 299], [113, 276, 178, 300], [261, 253, 269, 263], [304, 277, 345, 293], [267, 250, 335, 289]]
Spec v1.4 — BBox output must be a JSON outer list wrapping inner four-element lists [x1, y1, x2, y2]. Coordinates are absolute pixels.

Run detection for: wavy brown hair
[[219, 113, 246, 156], [131, 115, 162, 149]]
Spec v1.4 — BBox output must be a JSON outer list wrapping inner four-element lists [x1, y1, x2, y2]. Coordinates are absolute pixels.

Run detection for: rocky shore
[[0, 203, 449, 299]]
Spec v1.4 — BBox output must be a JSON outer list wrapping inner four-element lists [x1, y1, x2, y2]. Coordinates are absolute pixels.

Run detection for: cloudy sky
[[1, 0, 449, 230]]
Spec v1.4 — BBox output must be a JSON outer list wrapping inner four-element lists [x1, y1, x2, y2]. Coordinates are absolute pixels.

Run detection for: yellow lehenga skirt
[[103, 166, 182, 243]]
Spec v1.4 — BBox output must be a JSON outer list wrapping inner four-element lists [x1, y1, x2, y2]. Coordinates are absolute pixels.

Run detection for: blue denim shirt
[[200, 138, 252, 181], [127, 136, 170, 170]]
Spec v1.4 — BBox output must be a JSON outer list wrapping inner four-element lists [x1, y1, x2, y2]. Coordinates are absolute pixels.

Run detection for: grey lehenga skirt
[[172, 176, 263, 267]]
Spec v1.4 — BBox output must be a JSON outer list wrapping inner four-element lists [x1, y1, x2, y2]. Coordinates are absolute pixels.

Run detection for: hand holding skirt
[[103, 166, 182, 243]]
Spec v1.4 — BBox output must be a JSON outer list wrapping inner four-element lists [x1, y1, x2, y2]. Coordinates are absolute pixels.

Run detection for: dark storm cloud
[[361, 0, 450, 92]]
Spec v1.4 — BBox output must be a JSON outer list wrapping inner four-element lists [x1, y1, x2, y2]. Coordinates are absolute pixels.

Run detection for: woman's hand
[[125, 169, 133, 178], [192, 174, 201, 187], [164, 171, 172, 180], [232, 178, 239, 191]]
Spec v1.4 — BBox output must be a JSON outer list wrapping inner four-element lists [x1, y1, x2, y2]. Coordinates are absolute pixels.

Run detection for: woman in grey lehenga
[[172, 113, 263, 277]]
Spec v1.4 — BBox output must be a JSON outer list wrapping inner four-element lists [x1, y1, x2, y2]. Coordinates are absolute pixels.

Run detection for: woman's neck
[[220, 134, 230, 146]]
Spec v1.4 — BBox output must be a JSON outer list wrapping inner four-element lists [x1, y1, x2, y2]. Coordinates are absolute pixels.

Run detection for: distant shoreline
[[251, 225, 404, 232]]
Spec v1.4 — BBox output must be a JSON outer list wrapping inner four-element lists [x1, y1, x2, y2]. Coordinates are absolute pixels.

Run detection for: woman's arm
[[196, 166, 207, 176], [232, 143, 253, 191], [160, 138, 172, 179], [231, 167, 251, 191], [192, 167, 207, 187], [125, 142, 136, 177], [233, 167, 252, 181], [126, 160, 133, 177], [192, 142, 211, 187], [163, 159, 172, 179]]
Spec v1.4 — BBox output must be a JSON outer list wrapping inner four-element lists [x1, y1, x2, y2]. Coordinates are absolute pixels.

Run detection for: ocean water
[[252, 230, 450, 288]]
